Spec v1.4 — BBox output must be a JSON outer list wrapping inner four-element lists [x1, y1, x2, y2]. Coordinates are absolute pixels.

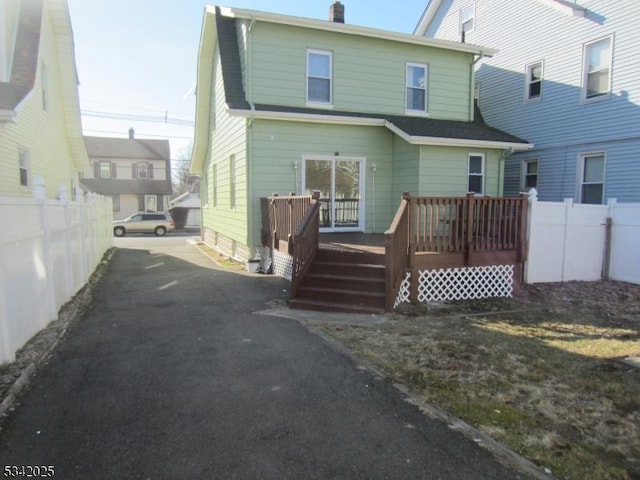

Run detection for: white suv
[[113, 213, 175, 237]]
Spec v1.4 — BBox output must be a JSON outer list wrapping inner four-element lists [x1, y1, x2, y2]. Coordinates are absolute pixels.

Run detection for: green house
[[191, 3, 531, 263]]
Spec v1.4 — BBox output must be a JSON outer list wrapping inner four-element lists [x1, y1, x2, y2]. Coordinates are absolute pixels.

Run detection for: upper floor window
[[578, 153, 605, 204], [522, 159, 538, 190], [307, 49, 332, 105], [406, 63, 428, 114], [459, 4, 475, 37], [19, 149, 30, 187], [99, 161, 111, 179], [525, 61, 543, 101], [467, 153, 485, 195], [582, 36, 612, 101]]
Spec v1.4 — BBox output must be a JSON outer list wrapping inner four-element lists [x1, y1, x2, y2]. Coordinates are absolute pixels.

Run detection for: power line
[[82, 98, 194, 117], [81, 109, 195, 126], [82, 128, 194, 140]]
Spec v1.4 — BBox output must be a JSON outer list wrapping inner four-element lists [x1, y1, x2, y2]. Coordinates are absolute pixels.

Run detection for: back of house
[[417, 0, 640, 203], [191, 2, 530, 262]]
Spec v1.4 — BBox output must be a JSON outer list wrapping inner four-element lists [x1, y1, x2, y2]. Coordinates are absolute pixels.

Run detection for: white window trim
[[576, 152, 606, 204], [467, 153, 485, 195], [19, 148, 30, 188], [41, 63, 48, 112], [405, 62, 429, 116], [138, 162, 149, 179], [459, 3, 476, 35], [521, 158, 539, 191], [524, 60, 543, 102], [581, 35, 613, 103], [306, 49, 333, 107]]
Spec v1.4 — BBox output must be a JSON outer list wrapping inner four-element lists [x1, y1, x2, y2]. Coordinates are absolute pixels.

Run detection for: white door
[[303, 156, 364, 232]]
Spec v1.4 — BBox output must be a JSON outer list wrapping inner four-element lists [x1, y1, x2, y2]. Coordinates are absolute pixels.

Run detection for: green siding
[[201, 52, 248, 249], [418, 147, 503, 196], [248, 22, 473, 121], [392, 138, 420, 202], [248, 120, 395, 242]]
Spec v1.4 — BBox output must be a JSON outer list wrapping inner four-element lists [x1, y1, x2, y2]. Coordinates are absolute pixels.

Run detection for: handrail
[[291, 192, 321, 297], [384, 192, 411, 311]]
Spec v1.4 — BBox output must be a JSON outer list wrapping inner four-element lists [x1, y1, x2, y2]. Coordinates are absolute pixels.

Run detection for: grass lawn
[[314, 281, 640, 480]]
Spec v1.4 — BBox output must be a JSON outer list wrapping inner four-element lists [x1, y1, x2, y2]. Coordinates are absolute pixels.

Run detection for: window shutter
[[148, 163, 154, 179], [111, 162, 117, 179], [94, 162, 100, 178], [132, 163, 137, 179], [158, 196, 163, 211], [138, 195, 144, 211]]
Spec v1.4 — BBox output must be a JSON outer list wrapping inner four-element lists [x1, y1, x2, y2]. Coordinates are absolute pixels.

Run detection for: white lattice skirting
[[272, 250, 293, 282], [395, 265, 515, 306]]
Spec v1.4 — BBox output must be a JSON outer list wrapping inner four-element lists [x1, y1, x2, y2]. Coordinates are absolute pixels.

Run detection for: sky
[[66, 0, 431, 164]]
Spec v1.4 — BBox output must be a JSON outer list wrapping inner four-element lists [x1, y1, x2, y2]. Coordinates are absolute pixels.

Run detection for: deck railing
[[385, 193, 528, 309], [384, 193, 411, 311], [291, 193, 321, 297], [261, 193, 313, 254]]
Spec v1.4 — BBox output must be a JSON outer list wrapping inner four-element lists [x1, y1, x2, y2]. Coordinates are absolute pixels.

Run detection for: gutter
[[0, 109, 17, 122]]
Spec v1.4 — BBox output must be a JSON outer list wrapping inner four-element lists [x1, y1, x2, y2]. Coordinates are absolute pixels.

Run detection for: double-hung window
[[582, 36, 612, 101], [406, 63, 428, 114], [578, 153, 605, 204], [459, 4, 475, 38], [525, 61, 543, 101], [467, 153, 485, 195], [307, 49, 332, 105], [522, 159, 538, 190], [19, 149, 30, 187], [99, 161, 111, 179]]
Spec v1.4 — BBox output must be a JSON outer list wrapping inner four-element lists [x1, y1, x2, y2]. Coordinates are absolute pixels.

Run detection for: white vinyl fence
[[0, 182, 113, 364], [525, 190, 640, 285]]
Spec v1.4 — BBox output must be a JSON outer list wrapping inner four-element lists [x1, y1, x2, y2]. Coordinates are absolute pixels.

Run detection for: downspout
[[470, 53, 486, 122], [246, 17, 256, 257]]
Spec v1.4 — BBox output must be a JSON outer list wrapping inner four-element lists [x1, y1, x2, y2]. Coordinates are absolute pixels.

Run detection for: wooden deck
[[319, 233, 385, 255]]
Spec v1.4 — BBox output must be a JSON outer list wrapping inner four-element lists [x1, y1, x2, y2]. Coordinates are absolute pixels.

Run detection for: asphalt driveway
[[0, 239, 527, 479]]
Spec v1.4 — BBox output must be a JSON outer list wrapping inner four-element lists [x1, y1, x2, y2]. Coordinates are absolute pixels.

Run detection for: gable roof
[[84, 136, 170, 161], [0, 0, 42, 116], [414, 0, 586, 35], [193, 6, 531, 171]]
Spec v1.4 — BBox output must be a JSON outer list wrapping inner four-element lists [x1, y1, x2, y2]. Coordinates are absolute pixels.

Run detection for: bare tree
[[172, 142, 194, 196]]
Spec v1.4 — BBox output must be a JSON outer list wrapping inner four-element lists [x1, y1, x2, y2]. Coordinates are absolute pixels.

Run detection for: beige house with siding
[[0, 0, 89, 199], [81, 131, 173, 220]]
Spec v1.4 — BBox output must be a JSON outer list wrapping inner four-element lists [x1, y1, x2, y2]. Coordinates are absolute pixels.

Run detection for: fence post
[[0, 259, 14, 363], [603, 198, 616, 280], [523, 188, 537, 284], [561, 198, 573, 282], [465, 193, 475, 265]]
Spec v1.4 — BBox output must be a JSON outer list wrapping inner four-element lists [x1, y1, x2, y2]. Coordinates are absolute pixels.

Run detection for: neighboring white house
[[81, 130, 173, 220]]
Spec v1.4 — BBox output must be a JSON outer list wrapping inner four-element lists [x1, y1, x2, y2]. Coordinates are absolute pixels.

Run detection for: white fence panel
[[526, 191, 640, 285], [609, 202, 640, 284], [0, 191, 113, 364]]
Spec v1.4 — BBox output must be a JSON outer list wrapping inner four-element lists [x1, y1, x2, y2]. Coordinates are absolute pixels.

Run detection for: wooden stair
[[289, 248, 386, 314]]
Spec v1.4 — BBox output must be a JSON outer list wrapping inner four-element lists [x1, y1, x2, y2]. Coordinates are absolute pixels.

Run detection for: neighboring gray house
[[416, 0, 640, 203], [81, 129, 172, 219]]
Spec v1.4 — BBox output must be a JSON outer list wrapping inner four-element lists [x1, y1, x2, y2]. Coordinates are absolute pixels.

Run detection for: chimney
[[128, 127, 135, 139], [329, 1, 344, 23]]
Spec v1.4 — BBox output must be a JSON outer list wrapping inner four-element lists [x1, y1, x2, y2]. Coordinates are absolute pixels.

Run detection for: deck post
[[465, 193, 475, 265]]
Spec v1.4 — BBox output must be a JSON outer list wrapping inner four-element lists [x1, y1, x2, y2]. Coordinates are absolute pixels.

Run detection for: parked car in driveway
[[113, 213, 175, 237]]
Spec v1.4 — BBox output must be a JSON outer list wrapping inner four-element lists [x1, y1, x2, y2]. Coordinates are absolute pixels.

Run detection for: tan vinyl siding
[[249, 22, 473, 121], [0, 9, 82, 199]]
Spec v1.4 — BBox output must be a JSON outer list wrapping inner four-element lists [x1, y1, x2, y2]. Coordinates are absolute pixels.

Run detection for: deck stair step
[[291, 247, 386, 313]]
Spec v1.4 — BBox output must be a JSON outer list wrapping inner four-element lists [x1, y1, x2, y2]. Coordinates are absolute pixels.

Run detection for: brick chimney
[[329, 1, 344, 23], [128, 127, 135, 139]]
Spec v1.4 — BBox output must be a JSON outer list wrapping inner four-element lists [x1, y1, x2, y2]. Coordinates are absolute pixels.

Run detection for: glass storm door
[[303, 157, 363, 232]]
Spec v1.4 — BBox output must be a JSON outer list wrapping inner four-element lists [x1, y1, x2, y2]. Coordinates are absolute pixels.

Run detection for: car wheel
[[114, 226, 126, 237], [155, 226, 167, 237]]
